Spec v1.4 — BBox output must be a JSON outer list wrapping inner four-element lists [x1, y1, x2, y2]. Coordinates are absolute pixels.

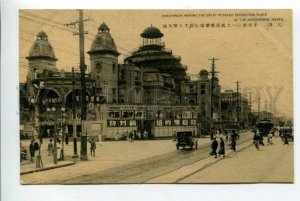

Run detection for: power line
[[20, 12, 133, 55]]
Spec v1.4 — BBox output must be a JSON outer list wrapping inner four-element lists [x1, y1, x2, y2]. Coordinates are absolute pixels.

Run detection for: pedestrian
[[230, 132, 237, 152], [29, 139, 35, 162], [259, 132, 265, 146], [218, 137, 225, 157], [33, 139, 40, 157], [115, 132, 119, 141], [210, 138, 218, 158], [267, 132, 273, 145], [90, 138, 96, 157], [98, 131, 102, 146], [225, 130, 228, 142], [253, 133, 260, 150], [283, 132, 289, 145], [210, 130, 214, 140], [20, 143, 27, 162], [129, 131, 134, 142], [48, 139, 54, 156], [65, 134, 69, 145], [144, 130, 148, 140]]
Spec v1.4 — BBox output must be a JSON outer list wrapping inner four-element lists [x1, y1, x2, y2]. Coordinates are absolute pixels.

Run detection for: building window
[[96, 63, 102, 73], [120, 69, 125, 80], [96, 87, 102, 94], [189, 85, 194, 93], [112, 64, 116, 73], [201, 84, 205, 95], [135, 72, 140, 81], [112, 88, 116, 95]]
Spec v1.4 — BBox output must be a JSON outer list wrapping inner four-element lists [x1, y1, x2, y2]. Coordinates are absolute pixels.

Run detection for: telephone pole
[[235, 81, 240, 127], [72, 67, 78, 158], [66, 10, 90, 161], [258, 96, 261, 120], [249, 92, 252, 113], [208, 57, 219, 131]]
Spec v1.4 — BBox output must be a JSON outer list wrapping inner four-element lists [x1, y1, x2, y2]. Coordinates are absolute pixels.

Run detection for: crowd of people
[[209, 129, 239, 158], [208, 126, 292, 159]]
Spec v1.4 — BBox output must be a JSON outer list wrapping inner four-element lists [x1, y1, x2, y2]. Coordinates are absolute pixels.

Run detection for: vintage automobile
[[175, 131, 198, 150]]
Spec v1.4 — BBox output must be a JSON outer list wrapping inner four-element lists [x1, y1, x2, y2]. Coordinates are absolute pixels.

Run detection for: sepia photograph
[[18, 9, 293, 184]]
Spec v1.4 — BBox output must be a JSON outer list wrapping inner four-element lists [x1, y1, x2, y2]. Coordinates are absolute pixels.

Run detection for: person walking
[[259, 132, 265, 146], [267, 132, 273, 145], [218, 137, 225, 157], [47, 139, 54, 156], [90, 138, 96, 157], [65, 134, 69, 145], [210, 138, 218, 158], [230, 130, 238, 152], [98, 131, 102, 146], [283, 132, 289, 145], [253, 133, 260, 150], [33, 139, 40, 158], [29, 139, 35, 162]]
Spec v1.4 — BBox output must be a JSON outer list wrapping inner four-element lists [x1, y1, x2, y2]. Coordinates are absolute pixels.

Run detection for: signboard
[[155, 119, 198, 126], [107, 120, 137, 127]]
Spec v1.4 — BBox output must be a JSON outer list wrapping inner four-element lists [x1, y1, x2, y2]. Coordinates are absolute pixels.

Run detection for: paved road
[[58, 132, 253, 184]]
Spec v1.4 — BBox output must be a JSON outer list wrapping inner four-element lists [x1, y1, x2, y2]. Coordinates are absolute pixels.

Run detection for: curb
[[21, 161, 75, 175]]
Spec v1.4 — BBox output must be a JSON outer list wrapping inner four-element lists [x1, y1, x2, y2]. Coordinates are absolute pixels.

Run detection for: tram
[[256, 119, 274, 136]]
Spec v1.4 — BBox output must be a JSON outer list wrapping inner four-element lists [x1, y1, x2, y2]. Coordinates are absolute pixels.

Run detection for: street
[[20, 131, 293, 184]]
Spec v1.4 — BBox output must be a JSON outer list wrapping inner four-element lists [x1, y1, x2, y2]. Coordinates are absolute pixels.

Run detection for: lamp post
[[31, 84, 44, 168], [46, 104, 65, 164]]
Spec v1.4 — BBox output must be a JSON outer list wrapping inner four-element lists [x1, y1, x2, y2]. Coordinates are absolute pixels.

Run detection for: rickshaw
[[175, 131, 198, 150]]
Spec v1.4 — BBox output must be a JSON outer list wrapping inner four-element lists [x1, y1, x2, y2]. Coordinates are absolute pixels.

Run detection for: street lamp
[[46, 104, 66, 164], [31, 96, 43, 168]]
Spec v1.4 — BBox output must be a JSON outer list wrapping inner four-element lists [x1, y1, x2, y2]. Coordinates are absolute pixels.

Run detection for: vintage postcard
[[19, 9, 293, 184]]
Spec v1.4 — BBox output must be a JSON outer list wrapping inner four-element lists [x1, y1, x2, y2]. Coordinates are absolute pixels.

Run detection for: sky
[[19, 9, 293, 118]]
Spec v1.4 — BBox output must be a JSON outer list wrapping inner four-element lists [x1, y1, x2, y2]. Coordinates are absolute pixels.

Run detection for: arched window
[[96, 63, 102, 73], [112, 64, 116, 73]]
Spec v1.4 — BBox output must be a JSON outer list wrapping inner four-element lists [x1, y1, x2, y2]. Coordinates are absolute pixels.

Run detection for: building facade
[[20, 23, 237, 139]]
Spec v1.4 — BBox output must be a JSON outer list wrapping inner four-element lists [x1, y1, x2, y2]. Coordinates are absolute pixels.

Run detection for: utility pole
[[249, 92, 252, 127], [258, 96, 261, 120], [72, 67, 78, 158], [249, 92, 252, 113], [235, 81, 240, 127], [208, 57, 219, 131], [66, 10, 90, 161]]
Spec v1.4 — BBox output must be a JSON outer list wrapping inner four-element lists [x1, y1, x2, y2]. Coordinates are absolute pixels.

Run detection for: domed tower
[[88, 23, 120, 103], [125, 25, 188, 104], [26, 31, 58, 96], [140, 25, 164, 51], [199, 69, 209, 80]]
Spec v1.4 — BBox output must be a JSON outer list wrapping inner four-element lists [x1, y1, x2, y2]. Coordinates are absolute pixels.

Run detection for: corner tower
[[26, 31, 58, 96], [88, 23, 120, 103]]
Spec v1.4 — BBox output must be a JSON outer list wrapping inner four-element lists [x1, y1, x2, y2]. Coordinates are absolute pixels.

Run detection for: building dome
[[88, 23, 119, 56], [199, 69, 209, 80], [140, 25, 164, 38], [27, 31, 57, 60], [199, 69, 209, 76]]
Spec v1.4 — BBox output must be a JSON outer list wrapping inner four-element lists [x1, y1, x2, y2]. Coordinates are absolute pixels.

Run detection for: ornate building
[[20, 23, 226, 139]]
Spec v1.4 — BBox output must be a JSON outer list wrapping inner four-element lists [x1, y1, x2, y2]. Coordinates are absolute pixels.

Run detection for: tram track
[[59, 132, 253, 184]]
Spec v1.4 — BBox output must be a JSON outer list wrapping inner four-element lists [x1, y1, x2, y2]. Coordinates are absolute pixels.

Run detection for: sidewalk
[[20, 139, 75, 175]]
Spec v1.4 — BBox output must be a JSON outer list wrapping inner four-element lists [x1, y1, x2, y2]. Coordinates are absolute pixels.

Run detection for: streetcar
[[256, 119, 274, 136]]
